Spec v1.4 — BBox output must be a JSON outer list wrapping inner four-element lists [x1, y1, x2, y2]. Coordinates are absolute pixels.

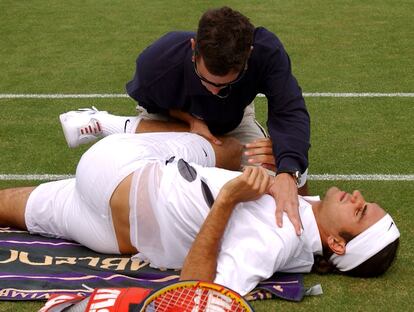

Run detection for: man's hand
[[244, 138, 276, 171], [268, 173, 302, 236], [219, 166, 270, 206], [189, 118, 222, 145]]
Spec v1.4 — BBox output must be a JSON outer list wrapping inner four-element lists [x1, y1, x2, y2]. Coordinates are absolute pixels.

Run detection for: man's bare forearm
[[180, 196, 235, 281], [180, 167, 271, 281]]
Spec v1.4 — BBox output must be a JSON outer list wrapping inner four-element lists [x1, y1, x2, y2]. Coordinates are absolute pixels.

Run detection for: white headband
[[330, 214, 400, 272]]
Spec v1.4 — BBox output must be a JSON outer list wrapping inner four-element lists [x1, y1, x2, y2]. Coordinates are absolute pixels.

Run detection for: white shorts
[[25, 132, 216, 254], [25, 178, 119, 254]]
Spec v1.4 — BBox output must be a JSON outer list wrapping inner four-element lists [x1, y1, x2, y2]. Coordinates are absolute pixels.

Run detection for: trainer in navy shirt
[[126, 27, 310, 174]]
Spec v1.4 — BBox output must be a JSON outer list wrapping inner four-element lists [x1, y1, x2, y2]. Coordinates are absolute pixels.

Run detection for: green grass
[[0, 0, 413, 311], [1, 1, 413, 93]]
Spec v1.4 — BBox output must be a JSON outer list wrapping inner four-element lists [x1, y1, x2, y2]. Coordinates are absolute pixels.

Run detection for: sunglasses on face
[[193, 59, 248, 89], [192, 47, 249, 99]]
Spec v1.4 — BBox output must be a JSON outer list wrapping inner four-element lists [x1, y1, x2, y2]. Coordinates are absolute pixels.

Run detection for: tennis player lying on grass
[[0, 132, 399, 295]]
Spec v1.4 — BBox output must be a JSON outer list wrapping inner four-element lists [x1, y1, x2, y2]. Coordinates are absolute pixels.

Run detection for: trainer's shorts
[[24, 132, 216, 254]]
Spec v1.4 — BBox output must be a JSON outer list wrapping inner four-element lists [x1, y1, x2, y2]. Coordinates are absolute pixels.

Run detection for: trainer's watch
[[276, 168, 302, 187]]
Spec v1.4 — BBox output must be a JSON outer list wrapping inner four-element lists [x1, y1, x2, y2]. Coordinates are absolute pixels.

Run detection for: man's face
[[194, 56, 240, 96], [319, 187, 386, 238]]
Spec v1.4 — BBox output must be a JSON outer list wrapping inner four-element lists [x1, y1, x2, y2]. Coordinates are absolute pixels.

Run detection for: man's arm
[[180, 166, 271, 281], [244, 136, 304, 235], [179, 194, 234, 281], [169, 109, 222, 145], [260, 31, 310, 235], [267, 91, 309, 235]]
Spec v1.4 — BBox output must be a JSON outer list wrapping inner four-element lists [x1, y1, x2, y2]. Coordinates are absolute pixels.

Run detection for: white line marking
[[0, 93, 413, 99], [0, 240, 81, 246], [0, 94, 129, 99], [302, 92, 414, 97], [0, 174, 74, 181], [309, 174, 414, 181], [1, 174, 413, 181]]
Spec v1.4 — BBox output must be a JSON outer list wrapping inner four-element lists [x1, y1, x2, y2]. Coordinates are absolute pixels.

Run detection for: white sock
[[96, 113, 142, 136]]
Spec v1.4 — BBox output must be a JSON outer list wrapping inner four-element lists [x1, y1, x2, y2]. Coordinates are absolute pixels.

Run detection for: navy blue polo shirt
[[126, 27, 310, 172]]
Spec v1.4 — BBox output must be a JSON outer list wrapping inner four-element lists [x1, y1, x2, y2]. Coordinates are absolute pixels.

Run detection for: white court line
[[302, 92, 414, 97], [310, 174, 414, 181], [0, 174, 74, 181], [0, 93, 413, 99], [1, 174, 413, 181], [0, 94, 129, 99]]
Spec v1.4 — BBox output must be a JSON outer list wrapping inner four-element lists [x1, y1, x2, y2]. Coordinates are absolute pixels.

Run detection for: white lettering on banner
[[0, 249, 149, 270]]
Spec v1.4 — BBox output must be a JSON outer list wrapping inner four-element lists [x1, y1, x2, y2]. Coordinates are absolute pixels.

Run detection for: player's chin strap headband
[[330, 214, 400, 271]]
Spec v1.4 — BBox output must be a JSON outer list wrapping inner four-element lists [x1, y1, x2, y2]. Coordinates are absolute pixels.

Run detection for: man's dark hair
[[196, 6, 254, 75], [344, 239, 399, 277]]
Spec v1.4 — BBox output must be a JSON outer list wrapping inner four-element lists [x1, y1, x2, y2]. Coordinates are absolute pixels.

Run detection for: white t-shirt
[[130, 160, 323, 296]]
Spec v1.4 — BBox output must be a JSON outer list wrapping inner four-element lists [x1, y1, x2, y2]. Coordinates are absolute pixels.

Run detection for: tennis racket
[[139, 280, 253, 312]]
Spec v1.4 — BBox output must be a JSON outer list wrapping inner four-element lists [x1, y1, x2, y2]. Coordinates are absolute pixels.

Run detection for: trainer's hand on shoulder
[[269, 173, 302, 236], [190, 118, 222, 145], [244, 138, 276, 172], [219, 166, 270, 206]]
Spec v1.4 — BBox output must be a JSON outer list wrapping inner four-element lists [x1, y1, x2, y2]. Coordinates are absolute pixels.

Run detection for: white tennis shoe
[[59, 106, 108, 148]]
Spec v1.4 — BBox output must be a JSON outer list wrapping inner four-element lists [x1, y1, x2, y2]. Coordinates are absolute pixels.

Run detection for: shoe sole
[[59, 113, 79, 148]]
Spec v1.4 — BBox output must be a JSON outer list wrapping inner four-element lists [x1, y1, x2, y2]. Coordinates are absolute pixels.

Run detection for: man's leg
[[0, 187, 34, 229], [59, 107, 143, 148], [59, 105, 193, 148], [137, 105, 263, 171], [108, 111, 243, 171]]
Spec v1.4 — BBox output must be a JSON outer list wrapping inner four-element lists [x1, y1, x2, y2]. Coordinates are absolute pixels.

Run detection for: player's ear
[[327, 235, 346, 255], [190, 38, 196, 62]]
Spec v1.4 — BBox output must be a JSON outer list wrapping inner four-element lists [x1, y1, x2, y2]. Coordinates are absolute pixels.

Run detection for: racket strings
[[149, 286, 248, 312]]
